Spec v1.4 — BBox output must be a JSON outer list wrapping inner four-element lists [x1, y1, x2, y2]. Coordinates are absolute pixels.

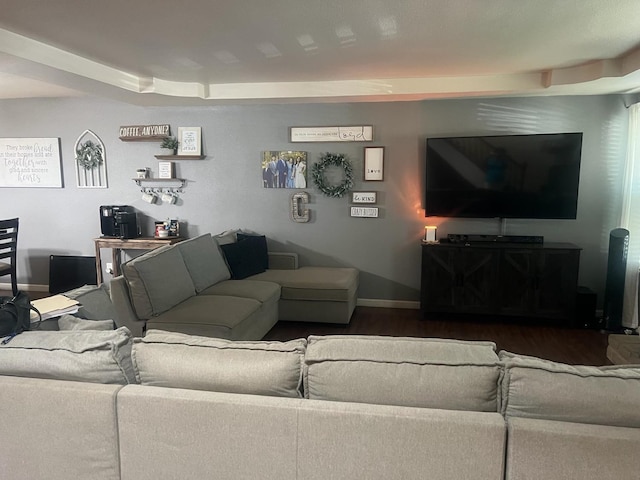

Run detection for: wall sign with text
[[364, 147, 384, 181], [119, 124, 171, 141], [352, 192, 377, 204], [0, 138, 62, 188], [290, 126, 373, 142], [350, 206, 379, 218]]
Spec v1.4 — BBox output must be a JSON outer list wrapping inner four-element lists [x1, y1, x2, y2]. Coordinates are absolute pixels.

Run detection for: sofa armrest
[[109, 276, 145, 337], [268, 252, 298, 270]]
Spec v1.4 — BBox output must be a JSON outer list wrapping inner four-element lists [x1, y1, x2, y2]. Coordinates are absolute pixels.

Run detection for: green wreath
[[76, 140, 103, 170], [312, 153, 354, 198]]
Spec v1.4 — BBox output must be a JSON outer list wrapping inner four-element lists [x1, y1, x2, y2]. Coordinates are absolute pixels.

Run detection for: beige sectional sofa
[[109, 233, 359, 338], [1, 330, 639, 480]]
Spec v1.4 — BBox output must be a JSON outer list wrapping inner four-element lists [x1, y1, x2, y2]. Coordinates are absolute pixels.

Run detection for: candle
[[424, 226, 437, 243]]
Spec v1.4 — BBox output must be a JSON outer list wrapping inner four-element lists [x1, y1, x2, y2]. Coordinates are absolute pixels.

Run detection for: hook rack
[[133, 178, 186, 193]]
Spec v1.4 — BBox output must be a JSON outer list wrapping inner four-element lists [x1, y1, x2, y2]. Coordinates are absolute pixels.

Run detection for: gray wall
[[0, 94, 628, 305]]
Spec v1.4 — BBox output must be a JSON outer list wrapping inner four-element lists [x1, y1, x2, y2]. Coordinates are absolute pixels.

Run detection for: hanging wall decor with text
[[0, 137, 63, 188]]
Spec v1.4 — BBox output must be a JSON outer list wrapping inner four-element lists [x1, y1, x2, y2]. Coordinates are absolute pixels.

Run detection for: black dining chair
[[0, 218, 19, 296]]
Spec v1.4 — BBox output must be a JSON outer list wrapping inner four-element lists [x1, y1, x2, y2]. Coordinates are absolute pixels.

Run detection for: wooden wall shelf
[[133, 178, 186, 188], [154, 155, 205, 160], [120, 136, 168, 142]]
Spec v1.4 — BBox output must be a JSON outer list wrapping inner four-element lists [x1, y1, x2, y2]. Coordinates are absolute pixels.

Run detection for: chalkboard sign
[[0, 138, 63, 188]]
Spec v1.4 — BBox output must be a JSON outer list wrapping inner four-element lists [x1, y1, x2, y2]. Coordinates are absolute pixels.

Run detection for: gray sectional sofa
[[1, 330, 639, 480], [109, 233, 359, 338]]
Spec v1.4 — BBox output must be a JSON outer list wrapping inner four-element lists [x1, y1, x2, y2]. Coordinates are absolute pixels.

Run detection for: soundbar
[[447, 234, 544, 244]]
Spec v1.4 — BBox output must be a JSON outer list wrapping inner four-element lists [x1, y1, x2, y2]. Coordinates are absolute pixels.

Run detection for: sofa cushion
[[505, 417, 640, 480], [200, 279, 281, 303], [213, 228, 240, 245], [499, 351, 640, 428], [57, 314, 114, 331], [250, 267, 358, 302], [0, 327, 136, 384], [304, 335, 501, 411], [220, 235, 269, 279], [62, 283, 118, 320], [175, 234, 230, 292], [122, 244, 195, 319], [1, 377, 124, 480], [147, 294, 261, 330], [133, 329, 306, 397]]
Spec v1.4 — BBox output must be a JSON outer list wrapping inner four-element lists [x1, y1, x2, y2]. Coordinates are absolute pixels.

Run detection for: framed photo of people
[[262, 151, 307, 188]]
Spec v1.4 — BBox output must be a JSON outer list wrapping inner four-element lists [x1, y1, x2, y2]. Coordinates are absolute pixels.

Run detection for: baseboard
[[0, 282, 49, 293], [357, 298, 420, 309]]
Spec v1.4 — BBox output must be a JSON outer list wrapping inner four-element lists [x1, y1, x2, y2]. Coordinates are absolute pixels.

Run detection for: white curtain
[[620, 102, 640, 329]]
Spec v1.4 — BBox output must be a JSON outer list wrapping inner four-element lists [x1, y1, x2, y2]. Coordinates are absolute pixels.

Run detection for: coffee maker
[[100, 205, 139, 239]]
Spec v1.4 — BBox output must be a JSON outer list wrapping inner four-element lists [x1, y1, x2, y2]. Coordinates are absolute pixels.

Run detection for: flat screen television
[[425, 132, 583, 219]]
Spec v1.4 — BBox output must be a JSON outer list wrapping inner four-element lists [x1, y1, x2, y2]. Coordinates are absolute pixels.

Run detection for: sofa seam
[[304, 358, 502, 368], [113, 385, 125, 480]]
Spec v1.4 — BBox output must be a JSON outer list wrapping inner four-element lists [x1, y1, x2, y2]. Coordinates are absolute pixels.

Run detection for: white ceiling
[[1, 0, 640, 105]]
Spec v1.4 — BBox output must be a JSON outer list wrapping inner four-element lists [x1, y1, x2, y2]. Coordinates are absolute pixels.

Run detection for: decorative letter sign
[[290, 126, 373, 143], [119, 124, 171, 141], [352, 192, 377, 204], [350, 207, 379, 218]]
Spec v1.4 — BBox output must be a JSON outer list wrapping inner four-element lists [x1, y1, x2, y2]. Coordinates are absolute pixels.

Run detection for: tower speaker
[[603, 228, 629, 332]]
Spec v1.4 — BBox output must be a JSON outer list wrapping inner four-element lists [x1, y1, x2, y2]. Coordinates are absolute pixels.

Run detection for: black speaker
[[603, 228, 629, 332]]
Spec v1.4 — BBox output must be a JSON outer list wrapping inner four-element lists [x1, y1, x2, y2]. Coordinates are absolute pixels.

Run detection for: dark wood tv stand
[[420, 241, 581, 322]]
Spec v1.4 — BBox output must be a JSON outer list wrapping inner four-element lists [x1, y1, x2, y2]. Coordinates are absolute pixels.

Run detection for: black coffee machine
[[100, 205, 139, 239]]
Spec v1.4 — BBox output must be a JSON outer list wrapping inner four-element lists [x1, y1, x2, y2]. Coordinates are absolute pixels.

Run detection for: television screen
[[425, 133, 583, 219]]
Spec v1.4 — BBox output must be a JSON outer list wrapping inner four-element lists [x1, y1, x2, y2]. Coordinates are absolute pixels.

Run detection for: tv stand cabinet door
[[533, 249, 580, 319], [500, 248, 580, 320], [421, 245, 498, 314]]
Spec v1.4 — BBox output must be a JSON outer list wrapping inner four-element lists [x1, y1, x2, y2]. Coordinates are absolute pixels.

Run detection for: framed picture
[[158, 161, 174, 179], [352, 191, 377, 204], [364, 147, 384, 181], [290, 126, 373, 142], [262, 151, 307, 188], [177, 127, 202, 156]]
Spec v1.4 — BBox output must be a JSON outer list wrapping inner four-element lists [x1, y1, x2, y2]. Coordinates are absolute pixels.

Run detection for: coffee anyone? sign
[[119, 124, 171, 141]]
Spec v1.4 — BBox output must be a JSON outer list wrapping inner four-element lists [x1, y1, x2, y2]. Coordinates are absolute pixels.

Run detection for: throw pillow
[[237, 233, 269, 270], [220, 234, 269, 279], [58, 314, 114, 331]]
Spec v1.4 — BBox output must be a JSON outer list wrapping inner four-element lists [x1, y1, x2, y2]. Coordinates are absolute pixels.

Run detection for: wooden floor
[[7, 289, 610, 366], [264, 306, 611, 366]]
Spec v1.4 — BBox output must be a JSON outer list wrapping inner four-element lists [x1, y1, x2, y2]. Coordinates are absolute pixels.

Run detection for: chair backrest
[[0, 218, 19, 266]]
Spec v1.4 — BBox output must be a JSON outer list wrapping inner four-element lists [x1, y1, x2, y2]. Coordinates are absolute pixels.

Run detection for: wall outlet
[[106, 262, 113, 274]]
